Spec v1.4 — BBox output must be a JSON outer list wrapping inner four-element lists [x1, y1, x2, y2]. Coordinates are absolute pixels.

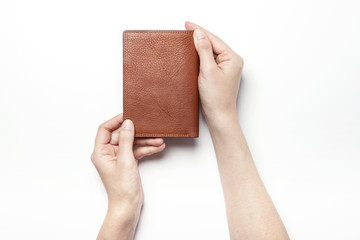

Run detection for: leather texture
[[123, 30, 199, 137]]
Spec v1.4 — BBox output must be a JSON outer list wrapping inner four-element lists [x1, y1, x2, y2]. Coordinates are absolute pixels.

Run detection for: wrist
[[107, 201, 142, 224], [203, 108, 239, 131], [97, 202, 141, 240]]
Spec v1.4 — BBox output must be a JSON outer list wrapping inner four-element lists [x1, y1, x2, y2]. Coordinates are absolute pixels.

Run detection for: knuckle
[[198, 39, 212, 50], [234, 54, 244, 68], [119, 127, 132, 134], [100, 146, 114, 155], [215, 54, 225, 63], [98, 123, 104, 131], [90, 151, 102, 167]]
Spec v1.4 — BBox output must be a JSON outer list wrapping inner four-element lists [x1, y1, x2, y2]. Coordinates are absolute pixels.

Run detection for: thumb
[[193, 29, 217, 71], [117, 119, 135, 157]]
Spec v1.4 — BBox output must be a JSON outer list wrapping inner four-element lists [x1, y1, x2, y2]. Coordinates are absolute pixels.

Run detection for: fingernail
[[122, 119, 133, 130], [194, 29, 206, 40]]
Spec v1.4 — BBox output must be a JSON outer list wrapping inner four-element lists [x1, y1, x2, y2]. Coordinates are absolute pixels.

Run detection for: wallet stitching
[[135, 133, 197, 137], [124, 30, 196, 137]]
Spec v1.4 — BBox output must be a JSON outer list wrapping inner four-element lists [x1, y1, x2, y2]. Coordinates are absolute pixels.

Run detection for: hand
[[91, 114, 165, 239], [186, 23, 289, 240], [185, 22, 244, 123]]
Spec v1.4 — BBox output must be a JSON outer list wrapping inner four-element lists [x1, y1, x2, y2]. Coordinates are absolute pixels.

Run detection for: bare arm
[[185, 21, 289, 240], [207, 113, 289, 240]]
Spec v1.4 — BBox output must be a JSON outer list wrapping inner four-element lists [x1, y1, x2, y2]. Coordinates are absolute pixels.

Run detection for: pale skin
[[91, 21, 289, 240]]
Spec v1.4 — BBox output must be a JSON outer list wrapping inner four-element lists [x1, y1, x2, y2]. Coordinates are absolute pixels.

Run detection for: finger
[[192, 28, 218, 71], [110, 133, 164, 147], [117, 119, 135, 157], [134, 143, 166, 160], [95, 114, 123, 145], [185, 21, 234, 55], [134, 138, 164, 146], [110, 129, 121, 145]]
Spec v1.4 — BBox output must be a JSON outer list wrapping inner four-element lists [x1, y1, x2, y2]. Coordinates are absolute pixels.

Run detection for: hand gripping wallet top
[[123, 30, 200, 137]]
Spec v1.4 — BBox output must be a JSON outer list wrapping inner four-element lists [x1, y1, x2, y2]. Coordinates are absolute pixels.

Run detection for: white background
[[0, 0, 359, 239]]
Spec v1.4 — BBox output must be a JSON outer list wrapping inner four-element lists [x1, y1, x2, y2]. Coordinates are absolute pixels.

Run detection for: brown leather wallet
[[123, 30, 199, 137]]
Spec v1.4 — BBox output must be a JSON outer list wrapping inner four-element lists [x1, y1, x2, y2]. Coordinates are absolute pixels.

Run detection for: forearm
[[97, 203, 141, 240], [206, 111, 289, 240]]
